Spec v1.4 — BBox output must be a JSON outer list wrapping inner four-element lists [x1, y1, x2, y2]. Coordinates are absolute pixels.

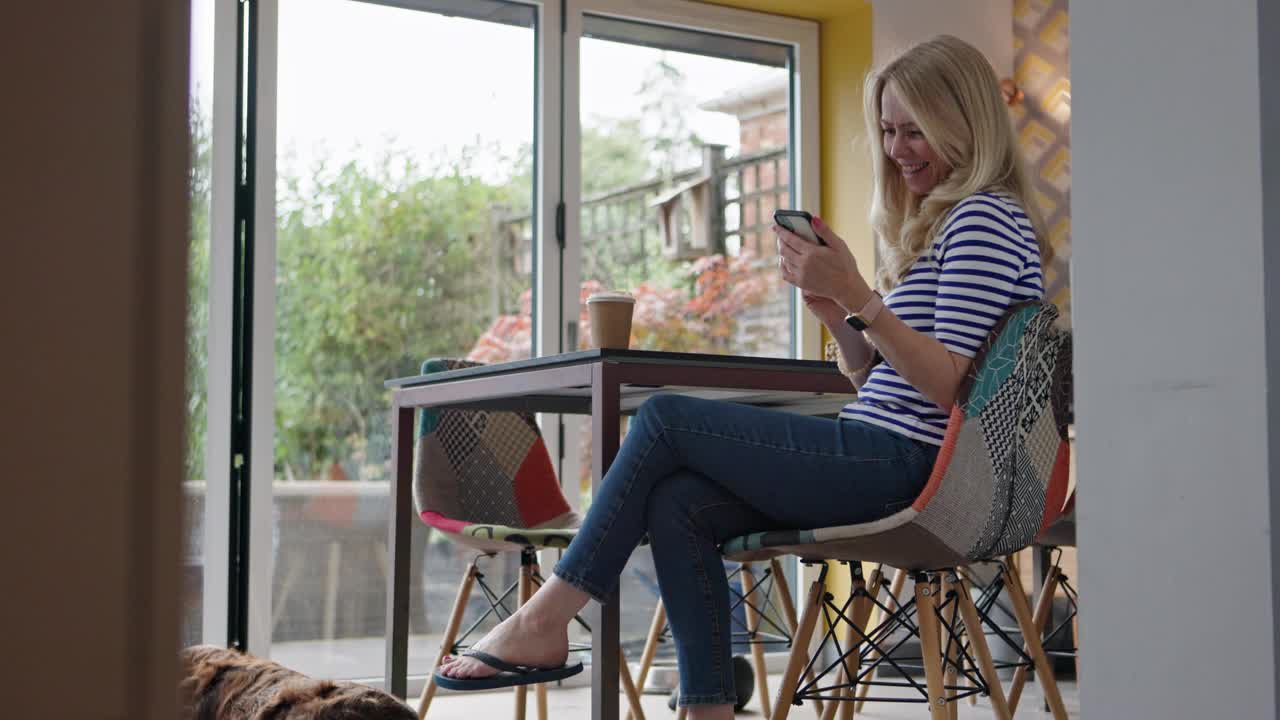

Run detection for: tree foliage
[[273, 151, 523, 480]]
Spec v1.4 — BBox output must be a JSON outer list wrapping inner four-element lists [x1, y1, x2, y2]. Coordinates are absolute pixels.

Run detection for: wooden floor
[[416, 671, 1080, 720]]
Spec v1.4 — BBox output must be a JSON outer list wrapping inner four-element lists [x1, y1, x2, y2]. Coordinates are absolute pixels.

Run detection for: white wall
[[1263, 1, 1280, 708], [871, 0, 1013, 75], [2, 0, 189, 716], [1073, 0, 1279, 716]]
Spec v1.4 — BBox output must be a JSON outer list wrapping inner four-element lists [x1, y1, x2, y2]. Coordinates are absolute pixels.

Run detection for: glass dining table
[[383, 348, 856, 720]]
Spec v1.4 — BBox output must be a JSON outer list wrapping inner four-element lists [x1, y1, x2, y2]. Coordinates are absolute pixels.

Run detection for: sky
[[189, 0, 786, 186]]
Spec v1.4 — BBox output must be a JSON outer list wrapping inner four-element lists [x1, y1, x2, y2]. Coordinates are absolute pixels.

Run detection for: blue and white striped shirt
[[842, 192, 1045, 445]]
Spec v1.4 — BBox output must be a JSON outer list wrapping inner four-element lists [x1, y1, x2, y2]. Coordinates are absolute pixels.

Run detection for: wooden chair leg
[[830, 616, 859, 720], [1001, 565, 1069, 720], [739, 564, 773, 719], [513, 561, 533, 720], [953, 573, 1012, 720], [822, 565, 871, 720], [960, 570, 977, 707], [914, 574, 949, 720], [1072, 601, 1080, 686], [842, 565, 881, 720], [819, 683, 844, 720], [770, 559, 824, 717], [417, 560, 480, 720], [940, 576, 960, 720], [627, 602, 666, 720], [856, 566, 905, 713], [772, 573, 825, 720], [619, 648, 646, 720], [1009, 564, 1062, 714], [529, 562, 548, 720]]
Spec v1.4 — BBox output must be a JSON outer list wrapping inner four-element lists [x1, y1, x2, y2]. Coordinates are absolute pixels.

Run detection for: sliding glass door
[[187, 0, 815, 691], [269, 0, 538, 680]]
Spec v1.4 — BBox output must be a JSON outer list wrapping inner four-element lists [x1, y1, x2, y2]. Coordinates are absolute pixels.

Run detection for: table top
[[386, 348, 842, 388], [386, 349, 855, 416]]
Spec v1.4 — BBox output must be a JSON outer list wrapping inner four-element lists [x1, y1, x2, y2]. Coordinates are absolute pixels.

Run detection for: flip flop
[[433, 650, 583, 691]]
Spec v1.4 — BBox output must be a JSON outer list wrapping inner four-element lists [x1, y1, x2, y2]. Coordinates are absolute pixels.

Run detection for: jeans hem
[[677, 693, 738, 707], [551, 567, 609, 604]]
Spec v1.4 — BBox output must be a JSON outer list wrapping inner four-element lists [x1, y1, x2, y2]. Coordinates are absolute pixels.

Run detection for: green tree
[[274, 150, 517, 481], [185, 101, 211, 482]]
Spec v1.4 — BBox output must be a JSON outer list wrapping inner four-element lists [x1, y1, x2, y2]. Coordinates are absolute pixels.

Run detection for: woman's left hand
[[775, 216, 873, 312]]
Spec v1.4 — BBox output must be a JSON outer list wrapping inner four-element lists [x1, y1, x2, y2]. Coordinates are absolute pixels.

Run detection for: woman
[[436, 35, 1050, 720]]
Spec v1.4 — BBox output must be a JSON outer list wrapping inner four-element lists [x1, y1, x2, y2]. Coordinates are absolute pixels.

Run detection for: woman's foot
[[438, 609, 569, 679], [438, 575, 592, 680]]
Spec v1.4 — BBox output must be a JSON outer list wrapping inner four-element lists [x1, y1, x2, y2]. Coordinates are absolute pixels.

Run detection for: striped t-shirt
[[842, 191, 1045, 445]]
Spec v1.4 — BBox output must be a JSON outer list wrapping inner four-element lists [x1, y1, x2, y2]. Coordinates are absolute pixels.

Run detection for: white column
[[1072, 1, 1279, 716]]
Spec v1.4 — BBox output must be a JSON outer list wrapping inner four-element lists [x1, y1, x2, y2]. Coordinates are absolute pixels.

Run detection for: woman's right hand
[[802, 292, 848, 329]]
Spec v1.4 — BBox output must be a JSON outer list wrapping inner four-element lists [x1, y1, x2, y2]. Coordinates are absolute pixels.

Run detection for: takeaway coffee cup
[[586, 292, 636, 349]]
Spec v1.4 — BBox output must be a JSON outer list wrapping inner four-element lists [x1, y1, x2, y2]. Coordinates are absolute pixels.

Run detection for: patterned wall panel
[[1013, 0, 1071, 325]]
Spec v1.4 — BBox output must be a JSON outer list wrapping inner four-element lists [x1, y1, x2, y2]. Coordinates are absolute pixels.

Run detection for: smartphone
[[773, 209, 825, 246]]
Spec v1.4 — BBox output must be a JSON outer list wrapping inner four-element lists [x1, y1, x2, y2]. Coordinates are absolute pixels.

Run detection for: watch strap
[[845, 291, 884, 330]]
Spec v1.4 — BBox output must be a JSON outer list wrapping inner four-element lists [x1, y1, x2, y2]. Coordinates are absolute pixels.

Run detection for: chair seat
[[421, 510, 579, 553], [721, 506, 967, 571]]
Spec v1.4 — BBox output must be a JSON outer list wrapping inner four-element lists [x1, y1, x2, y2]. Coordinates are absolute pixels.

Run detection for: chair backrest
[[912, 301, 1073, 561], [413, 358, 574, 529]]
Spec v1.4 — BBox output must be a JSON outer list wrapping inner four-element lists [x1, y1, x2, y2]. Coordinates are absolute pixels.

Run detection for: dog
[[179, 645, 416, 719]]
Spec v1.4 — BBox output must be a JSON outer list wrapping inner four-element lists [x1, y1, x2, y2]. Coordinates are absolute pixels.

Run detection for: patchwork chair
[[719, 301, 1073, 720], [412, 358, 645, 720]]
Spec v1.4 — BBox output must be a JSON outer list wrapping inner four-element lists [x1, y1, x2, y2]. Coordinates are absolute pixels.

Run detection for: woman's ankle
[[522, 576, 591, 628]]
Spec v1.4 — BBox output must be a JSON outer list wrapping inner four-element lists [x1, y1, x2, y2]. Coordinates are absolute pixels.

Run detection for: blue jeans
[[553, 394, 937, 707]]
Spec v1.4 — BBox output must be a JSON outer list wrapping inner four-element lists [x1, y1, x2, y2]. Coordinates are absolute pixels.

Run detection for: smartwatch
[[844, 291, 884, 331]]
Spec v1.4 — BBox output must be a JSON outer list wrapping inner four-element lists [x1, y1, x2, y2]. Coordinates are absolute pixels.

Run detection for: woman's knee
[[644, 472, 737, 539], [635, 394, 706, 433], [644, 473, 706, 530]]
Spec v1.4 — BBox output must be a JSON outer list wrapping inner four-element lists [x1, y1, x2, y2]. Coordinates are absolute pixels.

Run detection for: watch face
[[844, 313, 868, 331]]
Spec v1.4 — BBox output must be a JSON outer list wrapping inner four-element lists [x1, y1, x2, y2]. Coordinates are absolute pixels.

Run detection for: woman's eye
[[882, 128, 895, 136], [908, 130, 924, 139]]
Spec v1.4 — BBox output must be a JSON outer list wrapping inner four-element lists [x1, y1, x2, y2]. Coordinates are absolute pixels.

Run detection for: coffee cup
[[586, 292, 636, 349]]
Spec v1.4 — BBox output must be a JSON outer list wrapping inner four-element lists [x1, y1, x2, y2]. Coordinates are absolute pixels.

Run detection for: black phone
[[773, 209, 825, 246]]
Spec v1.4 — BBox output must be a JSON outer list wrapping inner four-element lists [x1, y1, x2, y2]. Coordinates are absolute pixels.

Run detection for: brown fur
[[179, 645, 416, 720]]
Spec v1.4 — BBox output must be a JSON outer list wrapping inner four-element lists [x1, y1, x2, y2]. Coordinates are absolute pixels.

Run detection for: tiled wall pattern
[[1013, 0, 1072, 324]]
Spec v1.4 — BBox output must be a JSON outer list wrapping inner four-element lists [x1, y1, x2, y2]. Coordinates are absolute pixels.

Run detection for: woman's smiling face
[[880, 83, 951, 195]]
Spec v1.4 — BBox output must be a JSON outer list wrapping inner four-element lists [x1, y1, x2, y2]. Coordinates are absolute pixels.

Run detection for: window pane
[[184, 0, 215, 649], [578, 19, 792, 359], [272, 0, 535, 680], [574, 17, 795, 674]]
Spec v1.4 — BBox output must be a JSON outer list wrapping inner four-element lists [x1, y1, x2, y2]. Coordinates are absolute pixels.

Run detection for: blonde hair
[[863, 35, 1052, 292]]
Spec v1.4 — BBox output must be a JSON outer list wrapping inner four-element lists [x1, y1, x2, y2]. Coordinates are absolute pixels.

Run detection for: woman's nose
[[888, 134, 907, 159]]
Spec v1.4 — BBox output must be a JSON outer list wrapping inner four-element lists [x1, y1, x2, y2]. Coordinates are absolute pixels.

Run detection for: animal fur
[[179, 645, 416, 720]]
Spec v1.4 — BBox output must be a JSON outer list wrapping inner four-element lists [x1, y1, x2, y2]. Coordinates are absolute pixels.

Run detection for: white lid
[[586, 291, 635, 304]]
